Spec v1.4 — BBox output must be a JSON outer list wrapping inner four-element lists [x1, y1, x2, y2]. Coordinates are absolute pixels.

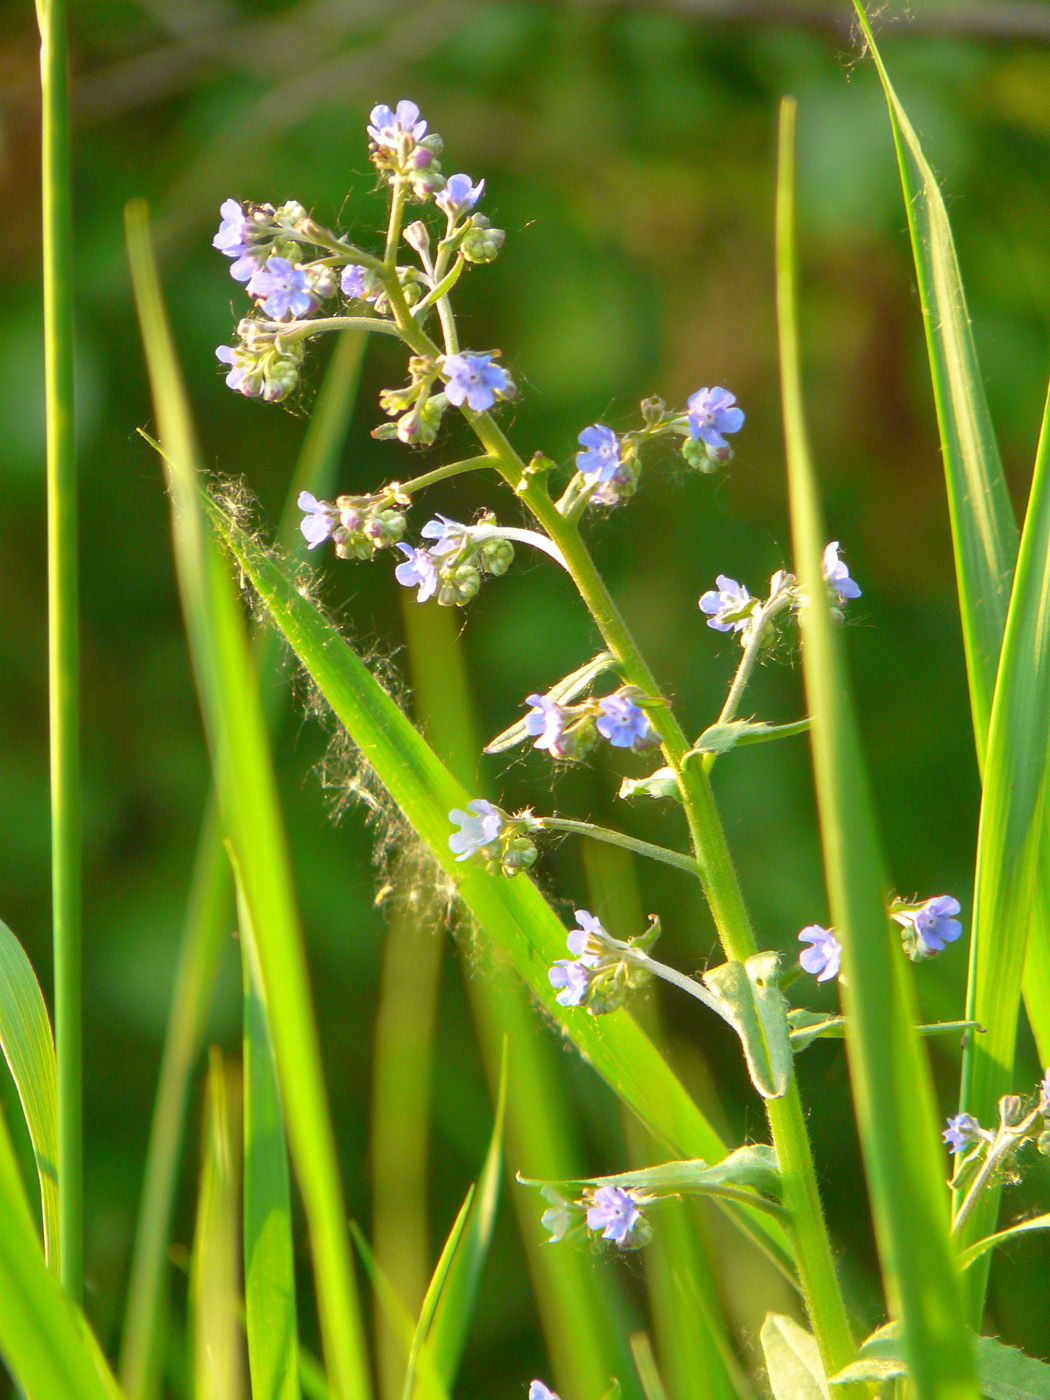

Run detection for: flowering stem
[[624, 948, 731, 1023], [393, 455, 497, 498], [529, 817, 701, 878], [950, 1107, 1041, 1236], [413, 257, 466, 321], [716, 593, 794, 728], [292, 224, 386, 271], [271, 316, 404, 345], [384, 177, 407, 267]]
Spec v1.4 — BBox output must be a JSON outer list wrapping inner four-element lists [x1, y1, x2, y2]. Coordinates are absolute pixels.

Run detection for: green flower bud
[[640, 395, 667, 426], [478, 537, 514, 576], [364, 508, 406, 549], [500, 834, 538, 876], [438, 563, 480, 606], [462, 215, 506, 264]]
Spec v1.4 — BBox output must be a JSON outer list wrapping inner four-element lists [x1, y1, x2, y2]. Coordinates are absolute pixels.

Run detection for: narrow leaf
[[955, 1214, 1050, 1273], [760, 1314, 829, 1400], [702, 955, 793, 1100], [691, 718, 810, 756], [0, 916, 59, 1268], [519, 1145, 781, 1207]]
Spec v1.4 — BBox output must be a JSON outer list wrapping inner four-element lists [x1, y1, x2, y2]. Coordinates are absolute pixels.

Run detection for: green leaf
[[955, 1213, 1050, 1273], [126, 201, 371, 1400], [630, 1334, 668, 1400], [240, 877, 300, 1400], [836, 1327, 1050, 1400], [618, 768, 682, 802], [483, 652, 615, 753], [702, 955, 793, 1100], [777, 97, 976, 1400], [0, 916, 59, 1269], [690, 718, 810, 756], [760, 1314, 829, 1400], [199, 486, 796, 1280]]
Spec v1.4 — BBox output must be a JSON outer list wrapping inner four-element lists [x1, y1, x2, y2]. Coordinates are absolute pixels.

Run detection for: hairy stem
[[530, 817, 701, 878]]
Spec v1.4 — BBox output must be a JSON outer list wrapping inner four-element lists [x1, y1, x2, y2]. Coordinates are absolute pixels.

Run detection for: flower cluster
[[522, 686, 656, 760], [682, 386, 745, 470], [699, 548, 859, 643], [367, 100, 446, 198], [540, 1182, 650, 1251], [298, 491, 407, 559], [447, 800, 537, 876], [213, 199, 312, 284], [216, 320, 305, 403], [548, 910, 655, 1016], [395, 513, 516, 606], [376, 351, 514, 446]]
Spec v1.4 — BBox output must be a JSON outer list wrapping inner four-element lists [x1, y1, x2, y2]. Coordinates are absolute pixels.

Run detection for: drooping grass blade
[[777, 96, 976, 1400], [190, 1050, 245, 1400], [119, 328, 365, 1400], [125, 202, 372, 1400], [0, 917, 60, 1269]]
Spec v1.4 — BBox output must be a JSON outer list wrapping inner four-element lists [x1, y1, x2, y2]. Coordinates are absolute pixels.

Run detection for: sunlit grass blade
[[201, 481, 795, 1283], [190, 1050, 244, 1400], [119, 330, 365, 1400], [954, 381, 1050, 1313], [0, 916, 60, 1269], [0, 1104, 122, 1400], [37, 0, 82, 1305], [777, 97, 976, 1400], [125, 202, 372, 1400], [238, 872, 300, 1400]]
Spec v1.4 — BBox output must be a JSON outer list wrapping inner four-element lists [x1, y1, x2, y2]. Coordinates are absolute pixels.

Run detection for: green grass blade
[[777, 97, 976, 1400], [0, 1104, 122, 1400], [0, 917, 60, 1269], [201, 481, 794, 1281], [119, 331, 365, 1400], [125, 201, 372, 1400], [239, 874, 300, 1400], [954, 381, 1050, 1311], [37, 0, 83, 1304], [190, 1050, 245, 1400]]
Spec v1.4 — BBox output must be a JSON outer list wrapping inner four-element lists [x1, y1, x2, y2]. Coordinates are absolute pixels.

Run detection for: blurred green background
[[4, 0, 1050, 1393]]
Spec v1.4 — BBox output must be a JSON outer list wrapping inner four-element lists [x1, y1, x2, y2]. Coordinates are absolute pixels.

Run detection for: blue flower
[[368, 100, 427, 148], [298, 491, 336, 549], [586, 1185, 642, 1245], [698, 576, 754, 633], [575, 424, 622, 482], [798, 925, 842, 982], [893, 895, 962, 956], [568, 910, 609, 956], [394, 544, 439, 602], [448, 799, 503, 860], [420, 514, 470, 557], [248, 257, 315, 320], [524, 694, 568, 752], [213, 199, 261, 282], [443, 353, 509, 412], [342, 265, 367, 299], [823, 541, 861, 602], [215, 344, 252, 395], [943, 1112, 982, 1153], [437, 173, 484, 218], [596, 694, 651, 750], [687, 387, 744, 449], [548, 958, 594, 1007], [529, 1384, 560, 1400]]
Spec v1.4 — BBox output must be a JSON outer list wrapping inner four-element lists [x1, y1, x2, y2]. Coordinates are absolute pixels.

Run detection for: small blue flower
[[298, 491, 336, 549], [213, 199, 260, 282], [575, 424, 622, 482], [568, 910, 609, 956], [437, 173, 484, 218], [443, 353, 509, 412], [448, 799, 503, 860], [394, 544, 439, 602], [596, 694, 651, 750], [586, 1185, 642, 1245], [699, 576, 754, 633], [368, 100, 427, 148], [548, 958, 594, 1007], [420, 514, 470, 557], [823, 541, 861, 602], [943, 1112, 982, 1153], [248, 256, 315, 320], [215, 344, 251, 395], [529, 1384, 560, 1400], [342, 265, 367, 299], [524, 694, 568, 752], [798, 925, 842, 982], [687, 387, 744, 449], [894, 895, 962, 956]]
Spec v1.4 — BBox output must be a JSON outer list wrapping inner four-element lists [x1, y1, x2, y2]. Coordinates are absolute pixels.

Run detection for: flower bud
[[365, 509, 407, 549], [478, 537, 514, 576], [411, 170, 446, 199], [438, 563, 481, 606], [418, 133, 444, 157], [462, 216, 506, 264], [500, 834, 538, 876], [403, 221, 432, 259], [999, 1095, 1024, 1128], [640, 395, 666, 425]]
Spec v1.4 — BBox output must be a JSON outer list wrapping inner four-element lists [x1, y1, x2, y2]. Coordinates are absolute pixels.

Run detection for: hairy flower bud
[[438, 563, 481, 606], [462, 215, 506, 264], [478, 537, 515, 576]]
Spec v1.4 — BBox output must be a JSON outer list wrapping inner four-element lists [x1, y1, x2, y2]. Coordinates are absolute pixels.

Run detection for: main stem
[[382, 249, 856, 1372], [39, 0, 83, 1299]]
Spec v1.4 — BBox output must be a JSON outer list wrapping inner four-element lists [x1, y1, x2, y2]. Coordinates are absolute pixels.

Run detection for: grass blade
[[0, 917, 60, 1269], [777, 96, 976, 1400], [201, 480, 794, 1281], [239, 872, 301, 1400], [190, 1050, 244, 1400], [37, 0, 82, 1303], [119, 330, 365, 1399], [125, 201, 371, 1400]]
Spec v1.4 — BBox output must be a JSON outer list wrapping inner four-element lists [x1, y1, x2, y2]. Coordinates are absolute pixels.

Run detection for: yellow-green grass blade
[[119, 329, 365, 1400], [850, 3, 1050, 1098], [125, 202, 372, 1400], [201, 481, 794, 1281], [0, 916, 59, 1269], [0, 1101, 122, 1400], [954, 381, 1050, 1313], [239, 873, 300, 1400], [777, 98, 976, 1400], [190, 1050, 244, 1400]]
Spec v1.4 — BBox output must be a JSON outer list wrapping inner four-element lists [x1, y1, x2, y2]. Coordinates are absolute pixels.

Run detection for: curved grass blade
[[239, 871, 300, 1400], [125, 202, 371, 1400], [200, 483, 794, 1280], [119, 329, 365, 1400], [954, 1213, 1050, 1273], [0, 916, 59, 1269], [777, 97, 976, 1400]]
